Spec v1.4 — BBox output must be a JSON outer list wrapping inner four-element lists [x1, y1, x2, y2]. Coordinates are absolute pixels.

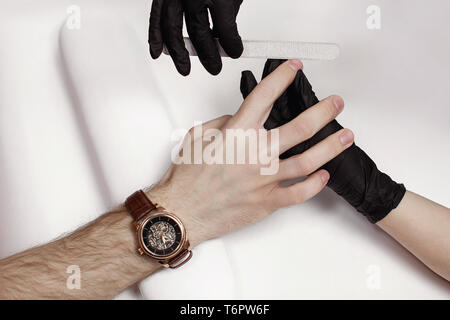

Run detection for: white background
[[0, 0, 449, 299]]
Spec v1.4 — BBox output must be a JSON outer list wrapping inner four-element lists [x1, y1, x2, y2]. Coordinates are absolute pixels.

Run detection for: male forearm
[[377, 191, 450, 282], [0, 208, 161, 299]]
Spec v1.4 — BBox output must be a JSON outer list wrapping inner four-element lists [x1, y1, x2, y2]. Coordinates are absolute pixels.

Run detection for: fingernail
[[320, 171, 330, 184], [339, 129, 354, 146], [332, 96, 344, 113], [288, 59, 303, 72]]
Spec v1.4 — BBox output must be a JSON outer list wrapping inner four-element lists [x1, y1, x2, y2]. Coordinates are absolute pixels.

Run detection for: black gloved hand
[[149, 0, 244, 76], [240, 59, 406, 223]]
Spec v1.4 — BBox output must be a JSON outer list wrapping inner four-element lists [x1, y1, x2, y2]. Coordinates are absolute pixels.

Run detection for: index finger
[[234, 60, 303, 128], [210, 0, 243, 58]]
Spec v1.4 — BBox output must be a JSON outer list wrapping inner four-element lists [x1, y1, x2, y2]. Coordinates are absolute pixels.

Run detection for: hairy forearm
[[377, 191, 450, 282], [0, 208, 161, 299]]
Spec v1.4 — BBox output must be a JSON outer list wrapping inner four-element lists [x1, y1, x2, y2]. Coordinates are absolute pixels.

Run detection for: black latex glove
[[149, 0, 244, 76], [240, 59, 406, 223]]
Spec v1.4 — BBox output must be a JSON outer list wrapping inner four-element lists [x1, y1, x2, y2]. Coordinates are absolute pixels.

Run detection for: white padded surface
[[0, 0, 449, 299], [59, 13, 238, 299]]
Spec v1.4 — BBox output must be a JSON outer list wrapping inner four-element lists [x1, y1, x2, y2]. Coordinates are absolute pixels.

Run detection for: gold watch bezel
[[136, 210, 188, 261]]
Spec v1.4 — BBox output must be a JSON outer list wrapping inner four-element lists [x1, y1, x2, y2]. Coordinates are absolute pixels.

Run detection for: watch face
[[141, 215, 183, 256]]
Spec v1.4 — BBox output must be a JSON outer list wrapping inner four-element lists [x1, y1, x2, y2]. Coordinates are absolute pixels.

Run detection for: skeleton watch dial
[[141, 215, 182, 256]]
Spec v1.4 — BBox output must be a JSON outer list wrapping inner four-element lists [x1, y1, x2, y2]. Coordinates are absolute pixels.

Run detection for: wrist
[[330, 145, 406, 223], [109, 209, 163, 273], [145, 185, 206, 249]]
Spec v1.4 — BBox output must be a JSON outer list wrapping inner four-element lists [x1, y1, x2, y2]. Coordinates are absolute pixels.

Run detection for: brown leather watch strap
[[168, 248, 193, 269], [125, 190, 156, 221]]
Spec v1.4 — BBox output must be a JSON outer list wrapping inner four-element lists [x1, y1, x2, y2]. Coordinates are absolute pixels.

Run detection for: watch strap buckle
[[167, 249, 193, 269]]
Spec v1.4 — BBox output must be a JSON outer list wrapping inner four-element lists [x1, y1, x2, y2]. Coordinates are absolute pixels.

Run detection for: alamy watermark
[[366, 264, 382, 290], [66, 5, 81, 30], [66, 265, 81, 290], [367, 5, 381, 30], [171, 122, 280, 175]]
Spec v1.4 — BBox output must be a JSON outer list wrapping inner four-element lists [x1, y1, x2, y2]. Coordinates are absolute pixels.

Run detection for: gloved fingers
[[161, 0, 191, 76], [263, 59, 318, 112], [149, 0, 165, 59], [210, 0, 243, 59], [240, 70, 258, 99], [235, 60, 303, 128], [233, 0, 244, 16], [270, 169, 329, 208], [277, 95, 344, 155], [184, 0, 222, 75], [294, 69, 320, 110], [278, 128, 354, 181]]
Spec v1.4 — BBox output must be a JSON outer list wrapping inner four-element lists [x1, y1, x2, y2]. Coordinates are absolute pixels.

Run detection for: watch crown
[[137, 248, 144, 255]]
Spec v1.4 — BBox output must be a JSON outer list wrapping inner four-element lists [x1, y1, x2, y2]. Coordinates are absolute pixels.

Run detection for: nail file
[[163, 37, 340, 60]]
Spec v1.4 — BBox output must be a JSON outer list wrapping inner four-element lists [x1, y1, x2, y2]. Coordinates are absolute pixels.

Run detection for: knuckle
[[219, 114, 232, 121], [293, 120, 314, 140], [291, 188, 305, 204], [331, 133, 344, 154], [266, 194, 281, 211], [219, 115, 233, 127], [324, 97, 338, 119], [296, 155, 314, 175], [187, 126, 195, 136]]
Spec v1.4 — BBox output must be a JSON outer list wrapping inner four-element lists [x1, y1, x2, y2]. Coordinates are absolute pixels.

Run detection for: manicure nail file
[[163, 37, 340, 61]]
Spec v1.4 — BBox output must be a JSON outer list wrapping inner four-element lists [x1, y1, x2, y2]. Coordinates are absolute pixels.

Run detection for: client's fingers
[[234, 60, 303, 127], [278, 129, 354, 180], [277, 95, 344, 155], [240, 71, 258, 99]]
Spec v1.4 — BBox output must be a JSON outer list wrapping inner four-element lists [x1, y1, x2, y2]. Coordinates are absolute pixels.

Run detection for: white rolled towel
[[59, 11, 237, 299]]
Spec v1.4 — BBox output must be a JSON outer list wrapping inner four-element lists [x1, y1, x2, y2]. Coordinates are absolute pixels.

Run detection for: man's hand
[[0, 60, 354, 299], [149, 0, 244, 76], [147, 60, 354, 247]]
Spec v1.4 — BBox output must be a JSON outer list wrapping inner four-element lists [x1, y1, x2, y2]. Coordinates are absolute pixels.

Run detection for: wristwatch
[[125, 190, 192, 269]]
